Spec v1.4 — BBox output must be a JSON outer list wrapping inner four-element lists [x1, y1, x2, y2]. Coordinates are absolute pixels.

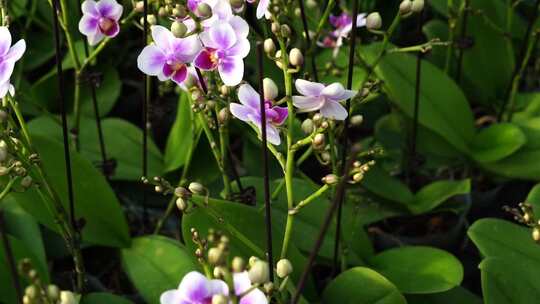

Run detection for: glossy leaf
[[471, 123, 526, 163], [407, 286, 482, 304], [526, 183, 540, 215], [79, 65, 121, 118], [411, 179, 470, 214], [322, 267, 407, 304], [369, 246, 464, 294], [11, 135, 131, 248], [121, 236, 199, 304], [81, 293, 133, 304]]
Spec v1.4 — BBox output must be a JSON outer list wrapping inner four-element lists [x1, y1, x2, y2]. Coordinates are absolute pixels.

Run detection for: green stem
[[79, 38, 111, 74], [73, 72, 81, 150], [291, 184, 330, 213], [445, 0, 457, 74], [0, 178, 16, 203], [217, 106, 231, 198], [7, 96, 32, 147], [59, 0, 81, 70]]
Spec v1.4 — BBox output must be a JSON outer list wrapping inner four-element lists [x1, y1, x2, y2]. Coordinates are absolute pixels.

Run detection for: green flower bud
[[146, 14, 157, 25], [350, 115, 364, 126], [230, 0, 244, 10], [176, 197, 188, 211], [289, 48, 304, 67], [47, 285, 60, 301], [171, 21, 187, 38], [196, 3, 212, 18], [21, 176, 32, 188], [366, 12, 382, 30], [312, 133, 325, 150], [232, 256, 245, 272], [411, 0, 424, 13], [276, 259, 293, 278], [248, 256, 259, 267], [263, 78, 278, 101], [322, 174, 339, 185], [60, 291, 77, 304], [134, 1, 144, 12], [399, 0, 412, 14], [188, 182, 205, 194], [25, 286, 38, 299], [248, 260, 270, 284], [533, 227, 540, 243], [301, 119, 314, 134], [208, 247, 225, 265]]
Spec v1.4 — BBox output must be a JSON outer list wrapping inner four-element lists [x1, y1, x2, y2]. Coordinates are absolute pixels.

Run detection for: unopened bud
[[188, 182, 205, 194], [230, 0, 244, 9], [276, 259, 293, 278], [47, 285, 60, 301], [263, 38, 275, 55], [280, 25, 291, 38], [353, 172, 364, 182], [533, 227, 540, 243], [0, 110, 7, 122], [248, 260, 270, 284], [158, 6, 167, 17], [212, 295, 228, 304], [134, 1, 144, 12], [146, 14, 157, 25], [0, 166, 8, 176], [306, 0, 317, 9], [263, 78, 278, 101], [208, 247, 225, 265], [248, 256, 259, 267], [218, 108, 230, 124], [399, 0, 412, 14], [322, 174, 339, 185], [171, 21, 187, 37], [25, 286, 38, 299], [60, 291, 76, 304], [176, 197, 188, 211], [350, 115, 364, 126], [289, 48, 304, 66], [271, 22, 280, 34], [220, 85, 230, 96], [411, 0, 424, 13], [21, 176, 32, 188], [213, 266, 226, 278], [312, 133, 325, 149], [301, 119, 314, 134], [196, 3, 212, 18], [366, 12, 382, 30], [232, 256, 245, 272]]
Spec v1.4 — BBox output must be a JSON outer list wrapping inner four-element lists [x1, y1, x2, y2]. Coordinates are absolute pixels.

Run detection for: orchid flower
[[0, 27, 25, 99], [293, 79, 356, 120], [78, 0, 123, 46], [319, 12, 366, 57], [247, 0, 270, 19], [194, 20, 250, 86], [230, 84, 288, 145], [234, 271, 268, 304], [185, 0, 234, 29], [137, 26, 202, 85], [160, 271, 229, 304]]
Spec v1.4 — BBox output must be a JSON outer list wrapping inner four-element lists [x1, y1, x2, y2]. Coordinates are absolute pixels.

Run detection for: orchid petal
[[272, 106, 288, 125], [230, 103, 255, 122], [256, 0, 270, 19], [292, 95, 325, 112], [218, 56, 243, 86], [171, 65, 188, 85], [295, 79, 325, 96], [81, 0, 99, 17], [208, 279, 229, 297], [240, 288, 268, 304], [266, 124, 281, 145], [334, 89, 357, 101], [137, 45, 166, 76], [320, 100, 348, 120], [229, 16, 249, 39], [178, 271, 210, 301], [0, 60, 15, 85], [160, 290, 185, 304], [78, 15, 99, 36], [194, 49, 216, 70], [102, 21, 120, 37], [356, 13, 367, 27], [151, 25, 174, 51], [172, 35, 202, 62], [97, 0, 123, 20], [209, 23, 237, 50], [237, 84, 260, 109], [0, 27, 11, 56], [226, 38, 250, 58], [321, 82, 345, 99], [233, 272, 252, 295], [6, 40, 26, 62], [87, 31, 105, 45]]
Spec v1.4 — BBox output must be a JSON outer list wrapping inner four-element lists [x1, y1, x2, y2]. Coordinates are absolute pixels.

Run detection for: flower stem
[[291, 184, 330, 213]]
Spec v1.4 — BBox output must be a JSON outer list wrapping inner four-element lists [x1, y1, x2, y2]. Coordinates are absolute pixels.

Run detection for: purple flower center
[[99, 17, 115, 34]]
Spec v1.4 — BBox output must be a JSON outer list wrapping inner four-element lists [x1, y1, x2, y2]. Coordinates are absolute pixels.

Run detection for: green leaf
[[121, 236, 199, 304], [481, 147, 540, 180], [322, 267, 407, 304], [468, 218, 540, 264], [11, 135, 131, 248], [422, 19, 449, 68], [0, 235, 50, 304], [81, 293, 133, 304], [361, 164, 414, 205], [480, 258, 540, 304], [471, 123, 526, 163], [164, 93, 199, 172], [23, 30, 56, 71], [410, 179, 470, 214], [360, 44, 475, 153], [407, 286, 482, 304], [182, 196, 316, 302], [526, 183, 540, 215], [79, 66, 121, 118], [28, 116, 164, 181], [369, 246, 464, 294]]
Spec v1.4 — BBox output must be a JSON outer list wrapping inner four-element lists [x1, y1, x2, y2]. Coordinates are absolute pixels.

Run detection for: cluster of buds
[[349, 159, 376, 183], [504, 202, 540, 243], [142, 175, 207, 213], [0, 134, 39, 190], [398, 0, 425, 16], [19, 259, 77, 304]]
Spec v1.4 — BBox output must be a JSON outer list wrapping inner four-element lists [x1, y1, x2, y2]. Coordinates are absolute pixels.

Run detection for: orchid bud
[[196, 3, 212, 18], [294, 7, 301, 17], [232, 256, 245, 272], [176, 197, 188, 211], [263, 78, 278, 101], [213, 266, 226, 279], [289, 48, 304, 67], [212, 295, 228, 304], [366, 12, 382, 30], [301, 119, 314, 134], [147, 14, 157, 25], [306, 0, 317, 9], [230, 0, 244, 9], [60, 291, 76, 304], [281, 24, 291, 38], [399, 0, 412, 14], [220, 85, 230, 96], [208, 247, 225, 265], [158, 6, 167, 17], [248, 256, 259, 267], [25, 286, 38, 299], [134, 1, 144, 12], [313, 133, 325, 150], [353, 172, 364, 182], [0, 166, 8, 176], [276, 259, 293, 278], [411, 0, 424, 13], [322, 174, 339, 185], [47, 285, 60, 301], [173, 5, 187, 18], [21, 176, 32, 188], [271, 22, 280, 34], [264, 38, 276, 56], [218, 108, 230, 124], [533, 227, 540, 243], [23, 295, 31, 304], [0, 110, 7, 122], [350, 115, 364, 126], [264, 282, 274, 294], [189, 182, 205, 194], [248, 260, 270, 284], [0, 144, 7, 162], [171, 21, 187, 38]]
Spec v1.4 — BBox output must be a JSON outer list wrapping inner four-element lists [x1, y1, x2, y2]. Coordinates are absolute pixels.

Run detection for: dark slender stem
[[455, 0, 470, 84], [498, 0, 540, 121], [227, 147, 244, 192], [77, 0, 109, 177], [408, 9, 424, 185], [257, 42, 274, 282], [195, 67, 208, 94], [142, 0, 149, 227], [51, 0, 77, 235], [0, 211, 23, 304], [291, 149, 358, 304], [333, 0, 359, 274], [297, 0, 318, 81]]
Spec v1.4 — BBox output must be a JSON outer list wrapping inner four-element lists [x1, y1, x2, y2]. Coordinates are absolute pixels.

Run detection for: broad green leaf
[[28, 116, 164, 181], [322, 267, 407, 304], [468, 218, 540, 264], [481, 147, 540, 180], [164, 93, 199, 172], [513, 117, 540, 149], [121, 236, 199, 304], [361, 164, 414, 205], [361, 44, 475, 153], [0, 235, 50, 304], [411, 179, 470, 214], [23, 30, 56, 71], [407, 286, 482, 304], [81, 293, 133, 304], [513, 93, 540, 121], [480, 258, 540, 304], [525, 183, 540, 215], [369, 246, 464, 294], [79, 66, 121, 118], [182, 196, 316, 302], [422, 19, 449, 68], [12, 135, 131, 248], [471, 123, 526, 163]]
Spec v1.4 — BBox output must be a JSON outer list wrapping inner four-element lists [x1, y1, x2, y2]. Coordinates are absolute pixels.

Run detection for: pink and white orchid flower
[[0, 27, 25, 99], [194, 20, 250, 86], [137, 26, 202, 85], [230, 83, 288, 145], [78, 0, 123, 46], [293, 79, 356, 120]]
